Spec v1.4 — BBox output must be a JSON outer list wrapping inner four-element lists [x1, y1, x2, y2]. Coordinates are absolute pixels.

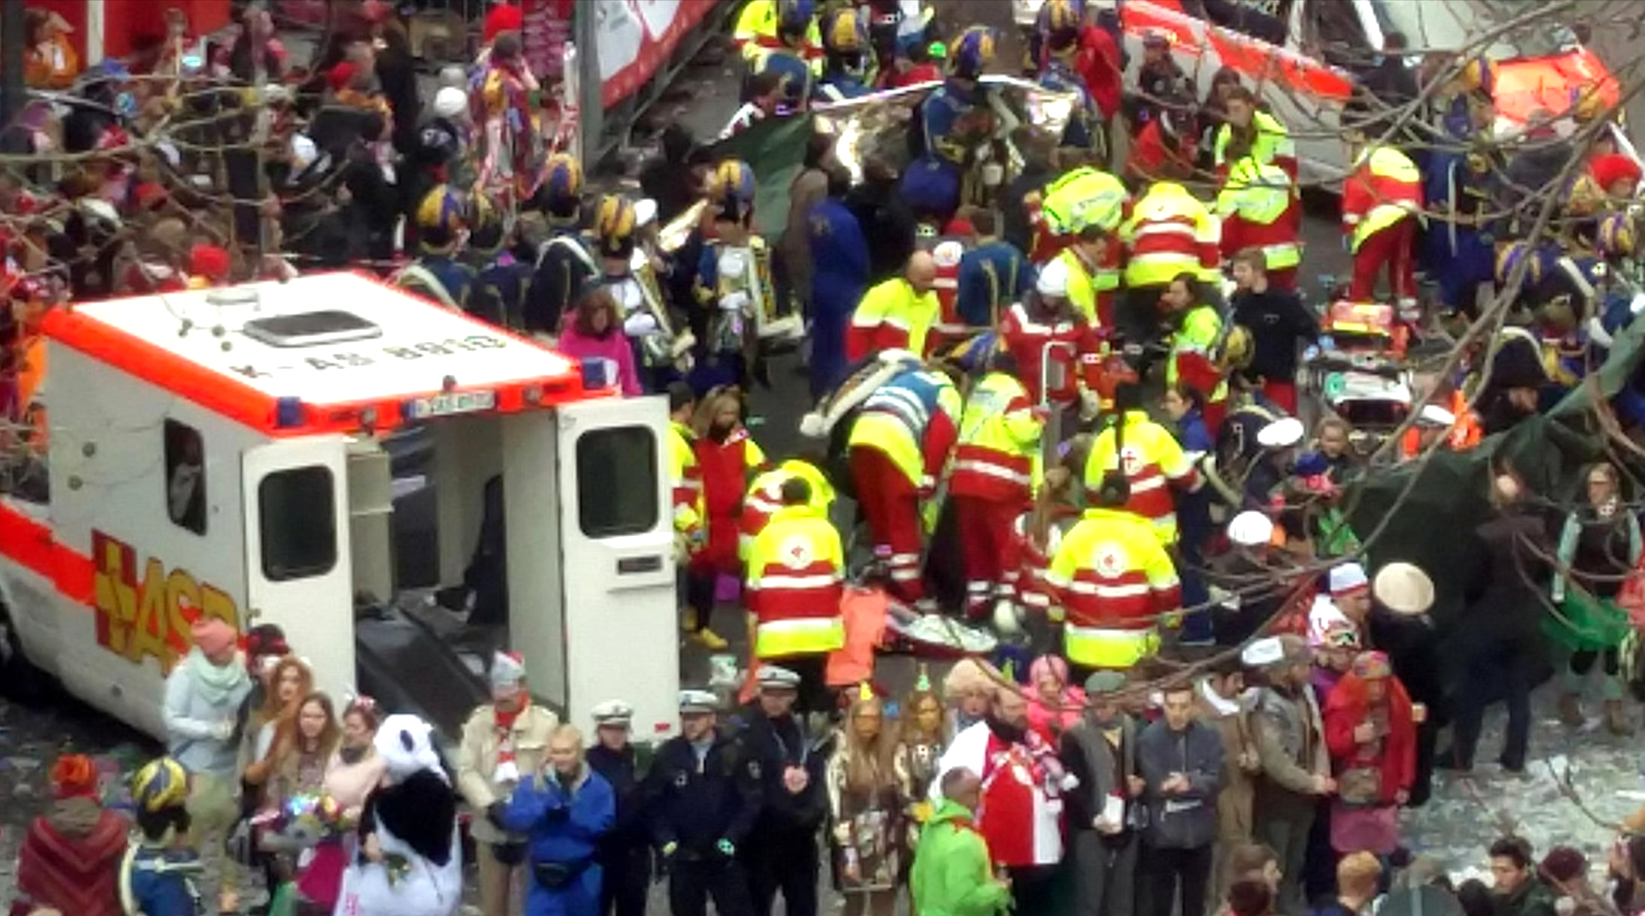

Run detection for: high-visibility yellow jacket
[[1213, 110, 1297, 176], [1041, 167, 1129, 236], [733, 0, 823, 74], [1120, 182, 1221, 288], [949, 371, 1043, 505], [1215, 157, 1301, 272], [1044, 507, 1181, 670], [1167, 303, 1228, 405], [745, 505, 846, 658], [1083, 411, 1199, 546], [668, 421, 704, 539], [740, 460, 837, 561], [846, 368, 962, 491], [848, 277, 942, 361]]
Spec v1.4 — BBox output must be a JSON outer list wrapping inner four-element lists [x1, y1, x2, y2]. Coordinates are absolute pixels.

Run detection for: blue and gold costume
[[816, 6, 874, 102], [955, 238, 1031, 327], [1421, 108, 1501, 316], [901, 27, 998, 224]]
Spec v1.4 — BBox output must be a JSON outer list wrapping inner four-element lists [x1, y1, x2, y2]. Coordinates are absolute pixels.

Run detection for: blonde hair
[[942, 658, 998, 702], [842, 693, 898, 793], [550, 724, 584, 750], [1337, 852, 1382, 897]]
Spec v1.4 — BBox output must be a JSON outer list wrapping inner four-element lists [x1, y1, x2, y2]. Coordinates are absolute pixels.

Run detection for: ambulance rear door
[[552, 396, 679, 744], [241, 436, 356, 698]]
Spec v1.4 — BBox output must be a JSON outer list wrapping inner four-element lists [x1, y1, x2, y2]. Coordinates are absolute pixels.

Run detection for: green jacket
[[909, 800, 1012, 916]]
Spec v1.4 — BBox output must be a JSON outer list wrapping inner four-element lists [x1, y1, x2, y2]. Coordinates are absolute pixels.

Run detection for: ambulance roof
[[44, 272, 608, 434]]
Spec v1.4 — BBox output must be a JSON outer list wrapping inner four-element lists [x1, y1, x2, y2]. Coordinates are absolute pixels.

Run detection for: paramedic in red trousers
[[1341, 102, 1425, 311], [845, 359, 962, 606], [1229, 248, 1319, 415], [736, 666, 830, 916], [1215, 144, 1303, 292], [933, 681, 1066, 916], [950, 351, 1047, 620], [668, 383, 729, 649], [743, 477, 846, 714], [1046, 469, 1183, 682], [1160, 274, 1230, 432], [846, 251, 942, 361]]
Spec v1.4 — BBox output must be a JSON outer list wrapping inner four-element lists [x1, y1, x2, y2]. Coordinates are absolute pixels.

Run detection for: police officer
[[646, 690, 762, 916], [588, 701, 650, 916], [736, 666, 830, 916]]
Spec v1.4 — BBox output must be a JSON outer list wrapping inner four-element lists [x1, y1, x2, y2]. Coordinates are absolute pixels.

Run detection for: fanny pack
[[533, 857, 594, 891]]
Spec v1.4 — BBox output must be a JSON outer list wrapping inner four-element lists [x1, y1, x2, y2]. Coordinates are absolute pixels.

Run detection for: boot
[[1606, 699, 1634, 736], [1558, 692, 1586, 728], [692, 626, 730, 651], [680, 606, 699, 635]]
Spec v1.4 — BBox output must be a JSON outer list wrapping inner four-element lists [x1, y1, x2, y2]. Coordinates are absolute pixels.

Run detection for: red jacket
[[1127, 120, 1197, 185], [692, 430, 766, 575], [1074, 27, 1124, 119], [1219, 194, 1302, 261], [999, 301, 1108, 405], [15, 800, 128, 916], [1323, 674, 1417, 804], [1341, 148, 1423, 236], [891, 63, 943, 89]]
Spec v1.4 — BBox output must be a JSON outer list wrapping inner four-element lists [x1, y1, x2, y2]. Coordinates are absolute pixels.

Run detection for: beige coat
[[455, 701, 560, 844], [1194, 683, 1257, 843]]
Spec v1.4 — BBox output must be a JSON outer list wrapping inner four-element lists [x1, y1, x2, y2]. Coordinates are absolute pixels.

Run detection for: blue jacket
[[816, 70, 872, 102], [808, 196, 871, 397], [123, 844, 202, 916], [956, 239, 1030, 327], [501, 765, 616, 916]]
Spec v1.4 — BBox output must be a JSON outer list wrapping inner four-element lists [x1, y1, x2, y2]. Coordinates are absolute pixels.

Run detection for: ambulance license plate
[[409, 390, 497, 419]]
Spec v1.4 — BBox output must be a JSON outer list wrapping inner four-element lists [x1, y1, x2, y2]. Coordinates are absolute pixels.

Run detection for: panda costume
[[340, 715, 463, 916]]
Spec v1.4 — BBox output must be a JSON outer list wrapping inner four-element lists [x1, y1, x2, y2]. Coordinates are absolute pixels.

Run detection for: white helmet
[[1036, 257, 1070, 298], [433, 86, 468, 120]]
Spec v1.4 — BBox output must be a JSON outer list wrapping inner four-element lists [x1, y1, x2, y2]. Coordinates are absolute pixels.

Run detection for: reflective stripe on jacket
[[1121, 182, 1221, 288], [1083, 410, 1198, 545], [745, 506, 846, 657], [949, 372, 1044, 503], [668, 421, 705, 537], [1343, 145, 1423, 252], [1045, 507, 1181, 669]]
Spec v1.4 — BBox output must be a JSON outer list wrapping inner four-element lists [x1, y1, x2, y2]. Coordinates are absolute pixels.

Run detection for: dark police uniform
[[588, 735, 652, 916], [733, 704, 830, 916], [645, 727, 762, 916]]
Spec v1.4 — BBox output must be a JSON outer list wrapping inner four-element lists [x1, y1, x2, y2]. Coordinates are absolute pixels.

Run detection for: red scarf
[[495, 696, 529, 769]]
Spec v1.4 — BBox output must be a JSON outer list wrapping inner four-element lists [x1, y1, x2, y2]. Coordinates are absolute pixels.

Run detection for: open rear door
[[242, 436, 356, 699], [553, 396, 680, 743]]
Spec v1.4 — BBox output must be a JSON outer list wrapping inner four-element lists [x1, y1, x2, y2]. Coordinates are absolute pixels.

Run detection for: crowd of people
[[7, 1, 1645, 916]]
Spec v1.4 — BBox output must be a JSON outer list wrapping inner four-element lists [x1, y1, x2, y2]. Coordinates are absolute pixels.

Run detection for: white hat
[[490, 651, 526, 689], [289, 134, 319, 172], [1036, 257, 1070, 298], [591, 700, 635, 727], [679, 689, 718, 714], [374, 714, 442, 780], [1373, 562, 1436, 616], [634, 198, 658, 229], [756, 665, 801, 691], [1257, 417, 1305, 449], [1241, 636, 1285, 668], [1328, 562, 1369, 596], [1417, 404, 1456, 428], [433, 86, 468, 120], [1228, 510, 1275, 547], [1307, 594, 1356, 648]]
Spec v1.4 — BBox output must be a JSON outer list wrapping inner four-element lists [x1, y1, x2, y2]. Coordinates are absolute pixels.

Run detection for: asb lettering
[[91, 531, 239, 672]]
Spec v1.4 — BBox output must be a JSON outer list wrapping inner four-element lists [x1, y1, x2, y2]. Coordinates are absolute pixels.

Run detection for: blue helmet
[[950, 26, 997, 80]]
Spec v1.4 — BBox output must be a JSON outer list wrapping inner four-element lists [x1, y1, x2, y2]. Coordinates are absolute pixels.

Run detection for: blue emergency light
[[579, 358, 612, 391], [274, 397, 305, 429]]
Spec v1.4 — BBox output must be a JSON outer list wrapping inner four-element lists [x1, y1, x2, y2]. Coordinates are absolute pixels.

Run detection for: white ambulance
[[0, 272, 683, 743]]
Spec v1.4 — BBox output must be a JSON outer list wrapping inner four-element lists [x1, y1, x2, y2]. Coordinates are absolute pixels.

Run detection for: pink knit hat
[[191, 617, 237, 657]]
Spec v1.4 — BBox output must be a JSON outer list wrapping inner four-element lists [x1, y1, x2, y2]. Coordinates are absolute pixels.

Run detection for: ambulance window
[[576, 427, 659, 538], [164, 420, 208, 535], [258, 466, 338, 580], [1205, 0, 1291, 45]]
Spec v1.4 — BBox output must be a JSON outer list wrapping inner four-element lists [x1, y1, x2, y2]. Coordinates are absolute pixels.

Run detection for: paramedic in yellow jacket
[[740, 458, 838, 561], [734, 0, 824, 77], [1083, 382, 1202, 547], [745, 477, 847, 713], [949, 352, 1045, 620], [1042, 166, 1129, 328], [666, 382, 728, 649], [1119, 181, 1220, 347], [1045, 470, 1181, 679]]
